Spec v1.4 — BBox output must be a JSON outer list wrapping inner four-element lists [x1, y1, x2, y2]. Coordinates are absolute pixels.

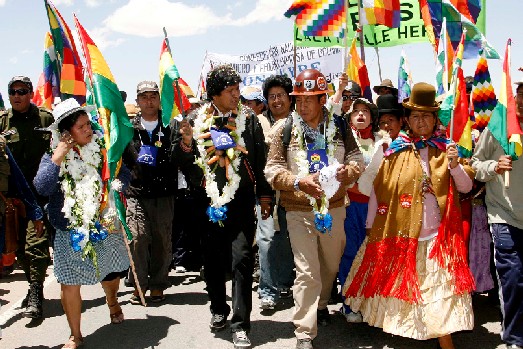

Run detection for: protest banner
[[200, 42, 343, 88]]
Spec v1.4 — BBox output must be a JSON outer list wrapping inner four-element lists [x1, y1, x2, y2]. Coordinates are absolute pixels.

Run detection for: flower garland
[[51, 129, 108, 265], [292, 107, 338, 233], [193, 102, 247, 225]]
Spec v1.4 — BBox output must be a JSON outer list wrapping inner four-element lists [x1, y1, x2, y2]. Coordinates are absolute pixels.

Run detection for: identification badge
[[137, 145, 158, 166], [210, 128, 236, 150], [307, 143, 328, 174]]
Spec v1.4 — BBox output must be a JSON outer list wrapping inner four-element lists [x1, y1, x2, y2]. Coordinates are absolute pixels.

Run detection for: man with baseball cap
[[265, 68, 363, 349], [329, 73, 362, 117], [0, 75, 54, 319], [123, 80, 178, 304], [240, 85, 267, 115]]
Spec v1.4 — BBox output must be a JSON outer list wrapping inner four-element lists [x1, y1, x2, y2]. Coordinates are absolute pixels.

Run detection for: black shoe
[[317, 308, 331, 326], [232, 330, 251, 348], [209, 313, 228, 331], [24, 282, 43, 319], [296, 338, 313, 349]]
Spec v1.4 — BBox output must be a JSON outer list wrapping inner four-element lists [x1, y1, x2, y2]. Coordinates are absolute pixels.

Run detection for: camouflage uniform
[[0, 104, 53, 285]]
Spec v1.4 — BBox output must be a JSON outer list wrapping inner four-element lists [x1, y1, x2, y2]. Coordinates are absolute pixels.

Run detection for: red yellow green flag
[[488, 39, 523, 160]]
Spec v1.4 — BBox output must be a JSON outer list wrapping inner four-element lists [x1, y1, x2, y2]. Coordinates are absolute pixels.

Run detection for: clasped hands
[[297, 164, 360, 199]]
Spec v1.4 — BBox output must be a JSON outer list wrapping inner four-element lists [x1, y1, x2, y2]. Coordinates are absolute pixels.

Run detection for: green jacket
[[0, 104, 53, 202]]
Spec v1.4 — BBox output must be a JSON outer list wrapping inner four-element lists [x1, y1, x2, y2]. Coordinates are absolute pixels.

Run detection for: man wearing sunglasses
[[329, 73, 362, 118], [0, 76, 54, 319]]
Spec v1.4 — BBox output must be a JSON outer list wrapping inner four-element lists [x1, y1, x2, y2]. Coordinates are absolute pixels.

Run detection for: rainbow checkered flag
[[471, 50, 497, 131], [44, 0, 86, 105], [359, 0, 401, 28], [285, 0, 346, 38]]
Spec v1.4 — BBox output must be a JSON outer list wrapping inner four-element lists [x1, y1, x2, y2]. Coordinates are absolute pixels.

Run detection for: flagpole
[[375, 47, 383, 82], [357, 0, 366, 63], [163, 27, 186, 118], [293, 20, 297, 78], [343, 0, 349, 71]]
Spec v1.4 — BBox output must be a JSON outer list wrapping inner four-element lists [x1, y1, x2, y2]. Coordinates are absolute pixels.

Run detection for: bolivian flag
[[488, 39, 523, 160], [74, 15, 133, 176], [159, 39, 191, 126]]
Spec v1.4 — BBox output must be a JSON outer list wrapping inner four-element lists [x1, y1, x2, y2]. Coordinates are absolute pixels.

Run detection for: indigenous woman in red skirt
[[342, 83, 475, 349]]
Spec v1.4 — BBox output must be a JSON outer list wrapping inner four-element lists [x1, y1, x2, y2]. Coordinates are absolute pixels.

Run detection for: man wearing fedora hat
[[373, 79, 398, 97], [0, 75, 54, 319]]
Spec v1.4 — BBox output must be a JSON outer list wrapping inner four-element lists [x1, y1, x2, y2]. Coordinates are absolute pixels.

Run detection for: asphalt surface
[[0, 265, 506, 349]]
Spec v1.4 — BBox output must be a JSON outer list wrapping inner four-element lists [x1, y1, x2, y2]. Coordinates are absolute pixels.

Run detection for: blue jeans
[[256, 204, 294, 302], [339, 202, 368, 313], [491, 223, 523, 347]]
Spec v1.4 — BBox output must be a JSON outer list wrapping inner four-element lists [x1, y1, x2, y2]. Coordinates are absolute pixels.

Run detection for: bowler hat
[[376, 94, 402, 115], [402, 82, 439, 112]]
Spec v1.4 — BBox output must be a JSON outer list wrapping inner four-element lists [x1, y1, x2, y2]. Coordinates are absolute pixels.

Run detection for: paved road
[[0, 265, 505, 349]]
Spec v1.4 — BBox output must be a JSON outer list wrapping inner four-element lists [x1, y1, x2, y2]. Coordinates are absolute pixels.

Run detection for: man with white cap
[[0, 75, 53, 319], [240, 85, 267, 115]]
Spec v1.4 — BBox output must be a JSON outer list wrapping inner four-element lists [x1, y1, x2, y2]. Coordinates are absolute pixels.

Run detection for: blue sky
[[0, 0, 521, 107]]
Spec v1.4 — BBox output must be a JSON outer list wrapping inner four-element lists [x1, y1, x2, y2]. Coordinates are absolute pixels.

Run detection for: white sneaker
[[175, 266, 186, 273], [259, 298, 276, 310], [340, 307, 363, 323]]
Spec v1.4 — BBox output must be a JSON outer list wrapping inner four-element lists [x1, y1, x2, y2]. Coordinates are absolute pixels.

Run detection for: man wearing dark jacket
[[0, 76, 53, 319], [123, 81, 177, 304], [175, 65, 273, 349]]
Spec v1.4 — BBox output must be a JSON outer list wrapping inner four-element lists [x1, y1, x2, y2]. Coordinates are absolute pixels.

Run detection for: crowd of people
[[0, 64, 522, 349]]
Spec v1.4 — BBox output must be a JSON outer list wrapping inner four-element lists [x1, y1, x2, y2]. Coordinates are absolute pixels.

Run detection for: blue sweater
[[33, 153, 131, 231]]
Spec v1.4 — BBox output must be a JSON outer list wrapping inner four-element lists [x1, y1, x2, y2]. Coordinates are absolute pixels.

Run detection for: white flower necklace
[[193, 103, 247, 222], [52, 130, 104, 251], [292, 107, 337, 217]]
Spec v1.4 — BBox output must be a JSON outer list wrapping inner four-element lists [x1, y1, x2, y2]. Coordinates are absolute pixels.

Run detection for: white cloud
[[104, 0, 292, 38], [231, 0, 291, 26], [0, 0, 6, 7], [52, 0, 74, 6], [85, 0, 101, 7], [9, 57, 18, 64], [104, 0, 231, 38], [88, 27, 126, 50]]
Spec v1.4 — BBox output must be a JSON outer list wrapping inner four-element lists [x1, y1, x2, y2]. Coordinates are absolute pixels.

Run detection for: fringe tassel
[[429, 179, 475, 294], [345, 237, 422, 304]]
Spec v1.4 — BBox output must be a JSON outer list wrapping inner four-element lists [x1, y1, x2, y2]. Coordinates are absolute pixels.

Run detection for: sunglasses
[[342, 95, 357, 101], [8, 88, 30, 96]]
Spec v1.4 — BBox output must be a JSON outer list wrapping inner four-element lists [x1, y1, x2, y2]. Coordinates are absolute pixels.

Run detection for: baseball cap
[[136, 81, 159, 95], [8, 76, 33, 91], [345, 80, 362, 97], [240, 85, 266, 104]]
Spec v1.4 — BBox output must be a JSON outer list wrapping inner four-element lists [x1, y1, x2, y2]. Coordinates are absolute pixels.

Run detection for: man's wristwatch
[[293, 177, 301, 192]]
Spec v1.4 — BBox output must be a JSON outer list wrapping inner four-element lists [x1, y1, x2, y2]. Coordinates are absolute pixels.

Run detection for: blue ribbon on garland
[[206, 205, 228, 224], [314, 212, 333, 234], [69, 221, 110, 252]]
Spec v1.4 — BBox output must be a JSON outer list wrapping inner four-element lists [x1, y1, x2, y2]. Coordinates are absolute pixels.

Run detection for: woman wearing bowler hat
[[343, 83, 475, 349]]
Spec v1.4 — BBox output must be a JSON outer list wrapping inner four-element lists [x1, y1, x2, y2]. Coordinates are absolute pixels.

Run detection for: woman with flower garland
[[342, 83, 475, 349], [265, 69, 363, 349], [34, 98, 131, 349], [175, 65, 273, 349]]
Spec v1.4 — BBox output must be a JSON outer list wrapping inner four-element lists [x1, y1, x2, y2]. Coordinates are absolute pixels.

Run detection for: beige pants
[[287, 206, 346, 340]]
